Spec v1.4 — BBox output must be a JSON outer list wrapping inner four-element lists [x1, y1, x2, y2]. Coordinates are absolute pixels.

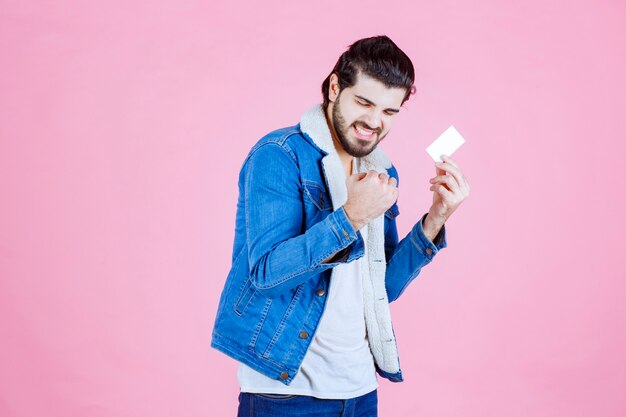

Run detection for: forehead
[[345, 72, 406, 108]]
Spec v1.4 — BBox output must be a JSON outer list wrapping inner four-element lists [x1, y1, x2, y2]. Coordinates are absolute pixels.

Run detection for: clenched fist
[[343, 170, 398, 231]]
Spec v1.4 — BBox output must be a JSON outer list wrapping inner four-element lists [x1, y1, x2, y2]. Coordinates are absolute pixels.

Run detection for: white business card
[[426, 125, 466, 162]]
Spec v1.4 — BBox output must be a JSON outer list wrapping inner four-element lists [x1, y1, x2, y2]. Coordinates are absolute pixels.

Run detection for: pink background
[[1, 1, 625, 416]]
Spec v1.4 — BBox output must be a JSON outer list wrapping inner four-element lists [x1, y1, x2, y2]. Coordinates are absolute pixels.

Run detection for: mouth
[[352, 123, 377, 140]]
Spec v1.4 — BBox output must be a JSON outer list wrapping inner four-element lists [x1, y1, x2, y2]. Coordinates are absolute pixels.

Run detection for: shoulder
[[244, 125, 302, 165], [244, 123, 325, 167]]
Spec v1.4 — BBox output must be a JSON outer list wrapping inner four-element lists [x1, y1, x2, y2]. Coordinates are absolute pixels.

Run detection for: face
[[328, 72, 407, 158]]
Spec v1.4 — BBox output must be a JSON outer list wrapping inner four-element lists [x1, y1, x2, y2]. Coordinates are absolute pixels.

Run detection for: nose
[[362, 109, 383, 131]]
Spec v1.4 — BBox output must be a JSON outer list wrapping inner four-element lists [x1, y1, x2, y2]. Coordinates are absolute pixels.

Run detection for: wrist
[[343, 205, 366, 231], [423, 211, 446, 243]]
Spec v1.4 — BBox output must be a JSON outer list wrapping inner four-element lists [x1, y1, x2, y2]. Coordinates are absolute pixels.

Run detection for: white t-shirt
[[238, 225, 378, 399]]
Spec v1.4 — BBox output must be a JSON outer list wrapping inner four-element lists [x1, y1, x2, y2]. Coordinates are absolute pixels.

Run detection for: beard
[[331, 93, 387, 158]]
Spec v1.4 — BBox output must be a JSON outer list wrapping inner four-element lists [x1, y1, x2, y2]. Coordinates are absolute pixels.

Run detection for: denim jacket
[[211, 104, 447, 385]]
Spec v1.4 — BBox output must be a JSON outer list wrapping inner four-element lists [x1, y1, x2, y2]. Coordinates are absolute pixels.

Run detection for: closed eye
[[355, 96, 400, 115]]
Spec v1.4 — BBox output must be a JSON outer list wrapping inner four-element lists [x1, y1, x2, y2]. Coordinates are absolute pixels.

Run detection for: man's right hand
[[343, 170, 398, 231]]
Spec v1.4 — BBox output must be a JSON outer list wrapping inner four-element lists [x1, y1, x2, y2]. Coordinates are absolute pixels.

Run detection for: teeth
[[355, 125, 373, 136]]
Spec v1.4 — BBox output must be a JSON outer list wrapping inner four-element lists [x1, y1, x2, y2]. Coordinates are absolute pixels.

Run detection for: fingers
[[353, 170, 397, 190], [362, 170, 395, 184], [434, 164, 446, 176], [385, 175, 398, 205], [373, 171, 397, 205], [440, 154, 458, 168], [430, 182, 454, 201], [429, 174, 460, 193], [435, 158, 469, 192], [378, 173, 399, 190]]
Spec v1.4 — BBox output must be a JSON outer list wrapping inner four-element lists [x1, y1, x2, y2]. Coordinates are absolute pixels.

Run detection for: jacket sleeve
[[383, 166, 448, 303], [245, 142, 365, 299]]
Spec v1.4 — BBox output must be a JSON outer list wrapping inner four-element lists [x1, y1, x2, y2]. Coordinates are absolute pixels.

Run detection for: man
[[211, 35, 470, 416]]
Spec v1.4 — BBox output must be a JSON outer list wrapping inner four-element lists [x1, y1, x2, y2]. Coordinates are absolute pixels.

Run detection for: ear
[[328, 73, 340, 103]]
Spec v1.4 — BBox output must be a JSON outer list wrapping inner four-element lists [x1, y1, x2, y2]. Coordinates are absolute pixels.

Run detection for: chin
[[349, 143, 378, 158]]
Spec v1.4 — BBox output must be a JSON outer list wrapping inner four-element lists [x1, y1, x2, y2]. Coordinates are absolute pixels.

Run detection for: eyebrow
[[354, 95, 400, 113]]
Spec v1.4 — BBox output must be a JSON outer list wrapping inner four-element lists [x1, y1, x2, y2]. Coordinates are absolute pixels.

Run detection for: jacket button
[[280, 372, 289, 380], [316, 288, 325, 296], [426, 247, 433, 255], [299, 331, 309, 339]]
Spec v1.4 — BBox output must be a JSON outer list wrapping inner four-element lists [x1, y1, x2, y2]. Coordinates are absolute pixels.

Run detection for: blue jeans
[[236, 389, 378, 416]]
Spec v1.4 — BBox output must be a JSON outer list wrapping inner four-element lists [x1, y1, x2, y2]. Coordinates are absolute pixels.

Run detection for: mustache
[[354, 122, 381, 134]]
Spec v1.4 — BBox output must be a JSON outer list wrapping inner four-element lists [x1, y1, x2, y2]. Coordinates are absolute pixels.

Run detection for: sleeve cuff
[[324, 206, 365, 264], [329, 206, 359, 246], [411, 212, 447, 260]]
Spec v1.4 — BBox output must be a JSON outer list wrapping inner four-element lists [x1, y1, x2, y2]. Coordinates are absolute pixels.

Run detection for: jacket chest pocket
[[302, 180, 332, 211]]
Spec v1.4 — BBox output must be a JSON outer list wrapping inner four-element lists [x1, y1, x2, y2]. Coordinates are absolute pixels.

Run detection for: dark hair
[[321, 35, 416, 111]]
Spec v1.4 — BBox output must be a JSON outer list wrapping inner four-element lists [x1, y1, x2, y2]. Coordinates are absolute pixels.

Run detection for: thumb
[[348, 172, 368, 183]]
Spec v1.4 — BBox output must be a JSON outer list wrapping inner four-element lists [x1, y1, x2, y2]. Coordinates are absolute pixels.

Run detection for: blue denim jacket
[[211, 104, 447, 386]]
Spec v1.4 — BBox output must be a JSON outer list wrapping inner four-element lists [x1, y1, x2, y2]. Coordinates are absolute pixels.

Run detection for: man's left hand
[[424, 154, 470, 239]]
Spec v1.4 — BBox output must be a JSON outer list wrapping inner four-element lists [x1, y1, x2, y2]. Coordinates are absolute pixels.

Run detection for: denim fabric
[[236, 389, 378, 417], [211, 121, 447, 386]]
